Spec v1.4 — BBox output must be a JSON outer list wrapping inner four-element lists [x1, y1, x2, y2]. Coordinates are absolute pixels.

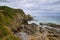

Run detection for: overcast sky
[[0, 0, 60, 16]]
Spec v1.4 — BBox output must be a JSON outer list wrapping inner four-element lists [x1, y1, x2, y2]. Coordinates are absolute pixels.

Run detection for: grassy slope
[[0, 6, 27, 40]]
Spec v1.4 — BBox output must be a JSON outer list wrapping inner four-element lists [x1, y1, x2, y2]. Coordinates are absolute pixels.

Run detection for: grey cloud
[[0, 0, 22, 3], [0, 0, 9, 2]]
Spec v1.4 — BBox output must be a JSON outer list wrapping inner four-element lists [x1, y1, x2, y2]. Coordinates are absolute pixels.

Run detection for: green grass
[[0, 6, 22, 40]]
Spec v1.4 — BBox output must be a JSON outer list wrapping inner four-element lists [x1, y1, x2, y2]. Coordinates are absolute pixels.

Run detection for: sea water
[[28, 16, 60, 25]]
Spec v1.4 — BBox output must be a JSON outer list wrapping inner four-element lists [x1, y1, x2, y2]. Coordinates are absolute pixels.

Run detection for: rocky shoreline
[[0, 6, 60, 40], [13, 22, 60, 40]]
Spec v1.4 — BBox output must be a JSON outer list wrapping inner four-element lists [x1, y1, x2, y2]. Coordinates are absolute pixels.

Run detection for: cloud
[[0, 0, 60, 16], [0, 0, 23, 3], [0, 0, 8, 2]]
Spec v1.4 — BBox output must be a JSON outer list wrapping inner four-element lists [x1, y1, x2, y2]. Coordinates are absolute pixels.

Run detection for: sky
[[0, 0, 60, 16]]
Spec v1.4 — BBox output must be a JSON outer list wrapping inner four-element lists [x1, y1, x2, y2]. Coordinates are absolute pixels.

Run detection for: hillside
[[0, 6, 33, 40]]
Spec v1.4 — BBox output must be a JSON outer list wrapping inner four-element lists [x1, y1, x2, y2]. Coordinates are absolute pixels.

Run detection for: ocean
[[28, 16, 60, 25]]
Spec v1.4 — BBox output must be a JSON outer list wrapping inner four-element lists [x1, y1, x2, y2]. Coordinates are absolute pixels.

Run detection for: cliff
[[0, 6, 60, 40], [0, 6, 33, 40]]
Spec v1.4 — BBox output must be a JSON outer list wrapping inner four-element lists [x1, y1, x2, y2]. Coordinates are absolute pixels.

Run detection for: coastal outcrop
[[0, 6, 60, 40]]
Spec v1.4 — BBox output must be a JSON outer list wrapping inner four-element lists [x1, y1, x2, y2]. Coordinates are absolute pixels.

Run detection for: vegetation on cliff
[[0, 6, 33, 40]]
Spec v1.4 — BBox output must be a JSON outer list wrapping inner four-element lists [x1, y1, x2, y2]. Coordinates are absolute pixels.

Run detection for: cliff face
[[0, 6, 33, 40]]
